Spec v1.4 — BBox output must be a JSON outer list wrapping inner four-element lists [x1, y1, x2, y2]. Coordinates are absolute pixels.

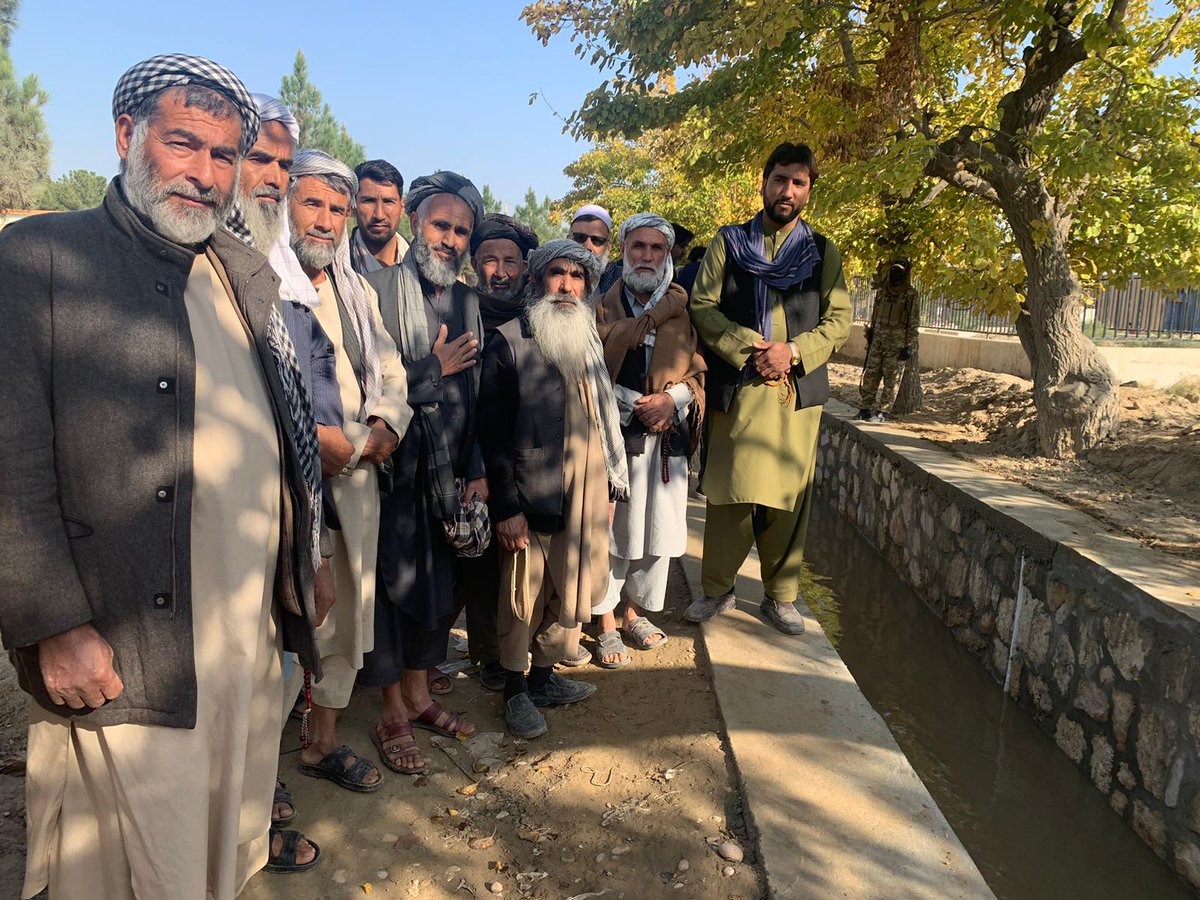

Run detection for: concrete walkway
[[679, 498, 994, 899]]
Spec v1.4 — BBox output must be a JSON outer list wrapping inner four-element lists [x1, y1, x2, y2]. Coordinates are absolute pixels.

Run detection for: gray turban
[[252, 93, 299, 145], [470, 213, 539, 256], [112, 53, 259, 153], [407, 171, 485, 228], [290, 149, 358, 196], [617, 212, 675, 249], [527, 239, 602, 291], [617, 213, 676, 310]]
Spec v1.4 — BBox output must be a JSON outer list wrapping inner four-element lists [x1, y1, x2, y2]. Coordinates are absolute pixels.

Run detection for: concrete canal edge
[[812, 399, 1200, 891], [678, 500, 995, 899]]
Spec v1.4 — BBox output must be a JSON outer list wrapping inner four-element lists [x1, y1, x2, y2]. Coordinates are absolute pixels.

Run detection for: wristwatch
[[788, 342, 802, 370]]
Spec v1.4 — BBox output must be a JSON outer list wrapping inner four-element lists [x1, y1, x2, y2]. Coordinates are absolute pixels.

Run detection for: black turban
[[406, 171, 485, 229], [470, 213, 540, 256]]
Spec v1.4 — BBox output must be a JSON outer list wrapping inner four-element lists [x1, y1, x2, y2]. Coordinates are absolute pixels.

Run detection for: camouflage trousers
[[860, 326, 908, 409]]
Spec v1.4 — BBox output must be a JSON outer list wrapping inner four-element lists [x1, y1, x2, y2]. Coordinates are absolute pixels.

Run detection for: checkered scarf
[[224, 213, 323, 565], [112, 53, 259, 153]]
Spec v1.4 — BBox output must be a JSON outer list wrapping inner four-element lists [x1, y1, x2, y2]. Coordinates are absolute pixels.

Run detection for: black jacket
[[478, 315, 575, 534], [0, 182, 321, 726]]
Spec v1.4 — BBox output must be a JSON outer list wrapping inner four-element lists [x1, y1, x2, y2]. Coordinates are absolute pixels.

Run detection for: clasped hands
[[633, 391, 675, 433], [751, 340, 795, 382]]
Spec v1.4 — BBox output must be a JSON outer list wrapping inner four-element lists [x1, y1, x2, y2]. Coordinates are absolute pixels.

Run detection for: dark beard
[[480, 281, 521, 303], [764, 198, 801, 226]]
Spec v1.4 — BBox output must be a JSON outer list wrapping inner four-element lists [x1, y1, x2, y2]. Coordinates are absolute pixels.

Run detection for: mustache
[[252, 185, 282, 202], [431, 242, 459, 259], [166, 179, 219, 205]]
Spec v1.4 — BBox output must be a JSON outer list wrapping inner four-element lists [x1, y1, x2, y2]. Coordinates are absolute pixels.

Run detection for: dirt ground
[[832, 359, 1200, 560], [0, 565, 766, 900]]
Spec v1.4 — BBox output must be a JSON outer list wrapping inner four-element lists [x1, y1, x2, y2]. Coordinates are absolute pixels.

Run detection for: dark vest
[[704, 224, 829, 413], [615, 290, 692, 457]]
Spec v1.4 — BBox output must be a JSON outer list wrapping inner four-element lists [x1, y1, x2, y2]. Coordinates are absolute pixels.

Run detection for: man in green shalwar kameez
[[685, 142, 852, 634]]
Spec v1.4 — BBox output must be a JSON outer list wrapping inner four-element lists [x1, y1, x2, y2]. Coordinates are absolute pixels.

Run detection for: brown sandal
[[371, 721, 428, 775], [411, 701, 477, 740], [428, 670, 453, 695]]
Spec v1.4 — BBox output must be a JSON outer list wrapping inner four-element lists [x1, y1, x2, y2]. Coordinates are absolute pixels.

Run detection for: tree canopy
[[280, 51, 366, 167], [524, 0, 1200, 456], [515, 187, 569, 245], [38, 169, 107, 211]]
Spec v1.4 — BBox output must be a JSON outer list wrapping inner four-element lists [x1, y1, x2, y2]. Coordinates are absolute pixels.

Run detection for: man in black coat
[[478, 240, 627, 739]]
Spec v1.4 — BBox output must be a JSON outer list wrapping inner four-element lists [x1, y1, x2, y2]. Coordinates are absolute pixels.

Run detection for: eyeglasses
[[571, 231, 610, 248]]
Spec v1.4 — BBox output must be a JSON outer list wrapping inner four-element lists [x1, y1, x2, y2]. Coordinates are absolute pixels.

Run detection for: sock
[[503, 669, 528, 702], [527, 665, 554, 691]]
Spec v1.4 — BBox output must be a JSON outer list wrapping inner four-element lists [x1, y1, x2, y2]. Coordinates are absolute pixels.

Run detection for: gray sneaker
[[760, 598, 806, 635], [505, 693, 548, 739], [528, 672, 597, 707], [684, 592, 736, 623]]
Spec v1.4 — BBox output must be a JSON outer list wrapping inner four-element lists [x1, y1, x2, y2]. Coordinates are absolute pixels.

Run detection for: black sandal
[[298, 744, 383, 792], [264, 827, 321, 874], [272, 780, 296, 827]]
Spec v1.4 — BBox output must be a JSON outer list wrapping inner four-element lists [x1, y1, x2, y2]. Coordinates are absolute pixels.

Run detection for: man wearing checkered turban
[[3, 54, 326, 897]]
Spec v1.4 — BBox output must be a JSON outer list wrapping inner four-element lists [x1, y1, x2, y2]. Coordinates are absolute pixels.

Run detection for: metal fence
[[850, 277, 1200, 342]]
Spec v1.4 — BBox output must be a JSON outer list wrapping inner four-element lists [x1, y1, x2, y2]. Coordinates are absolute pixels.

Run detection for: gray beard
[[290, 224, 342, 272], [123, 125, 233, 245], [236, 190, 284, 249], [413, 233, 467, 287], [623, 260, 667, 294], [527, 292, 593, 382]]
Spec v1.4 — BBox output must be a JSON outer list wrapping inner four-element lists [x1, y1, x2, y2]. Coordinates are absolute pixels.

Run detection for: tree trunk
[[892, 345, 923, 413], [1005, 185, 1119, 458]]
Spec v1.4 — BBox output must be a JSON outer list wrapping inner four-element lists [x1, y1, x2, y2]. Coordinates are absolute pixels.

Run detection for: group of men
[[0, 53, 850, 898]]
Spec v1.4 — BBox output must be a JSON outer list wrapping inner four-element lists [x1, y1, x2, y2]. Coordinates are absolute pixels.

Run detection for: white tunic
[[609, 290, 694, 561]]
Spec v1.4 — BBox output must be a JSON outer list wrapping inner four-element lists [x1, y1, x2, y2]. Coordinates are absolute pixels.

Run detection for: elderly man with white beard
[[225, 95, 349, 873], [285, 150, 412, 793], [478, 240, 629, 739], [1, 55, 325, 898], [355, 172, 488, 769], [592, 214, 706, 667]]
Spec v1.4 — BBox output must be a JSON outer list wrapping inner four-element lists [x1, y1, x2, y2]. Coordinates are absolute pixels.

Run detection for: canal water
[[802, 499, 1192, 899]]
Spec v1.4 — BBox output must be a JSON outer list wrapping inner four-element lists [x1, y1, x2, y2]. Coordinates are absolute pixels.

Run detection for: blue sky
[[8, 1, 602, 208]]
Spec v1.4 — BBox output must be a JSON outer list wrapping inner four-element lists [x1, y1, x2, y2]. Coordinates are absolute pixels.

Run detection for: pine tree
[[514, 187, 566, 245], [279, 51, 365, 168], [39, 169, 108, 211], [0, 0, 50, 210]]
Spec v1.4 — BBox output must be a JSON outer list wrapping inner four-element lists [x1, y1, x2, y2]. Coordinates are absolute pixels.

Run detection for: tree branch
[[837, 26, 861, 81], [1149, 2, 1197, 66], [925, 141, 1005, 207]]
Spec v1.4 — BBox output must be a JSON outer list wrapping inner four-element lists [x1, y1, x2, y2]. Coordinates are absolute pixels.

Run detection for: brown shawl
[[595, 279, 706, 440]]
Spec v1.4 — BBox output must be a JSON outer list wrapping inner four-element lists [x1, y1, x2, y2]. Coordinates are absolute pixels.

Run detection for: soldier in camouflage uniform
[[858, 261, 919, 421]]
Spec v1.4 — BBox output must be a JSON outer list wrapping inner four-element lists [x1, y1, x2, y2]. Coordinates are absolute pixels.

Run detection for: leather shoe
[[505, 693, 548, 739], [761, 597, 806, 635], [683, 592, 736, 623]]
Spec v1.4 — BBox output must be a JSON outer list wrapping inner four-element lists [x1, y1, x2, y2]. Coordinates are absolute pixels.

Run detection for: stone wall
[[814, 414, 1200, 891]]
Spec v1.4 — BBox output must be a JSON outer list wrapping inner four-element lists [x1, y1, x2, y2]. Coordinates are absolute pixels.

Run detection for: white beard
[[527, 292, 594, 382], [236, 190, 284, 250], [123, 123, 233, 245], [290, 218, 343, 271], [413, 233, 468, 287], [623, 257, 669, 294]]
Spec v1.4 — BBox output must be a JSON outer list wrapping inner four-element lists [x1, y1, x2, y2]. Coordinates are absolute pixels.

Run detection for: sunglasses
[[571, 231, 610, 248]]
